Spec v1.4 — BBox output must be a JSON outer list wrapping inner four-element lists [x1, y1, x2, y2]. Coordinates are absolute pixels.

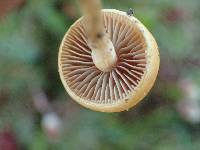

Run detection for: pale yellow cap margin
[[58, 9, 160, 112]]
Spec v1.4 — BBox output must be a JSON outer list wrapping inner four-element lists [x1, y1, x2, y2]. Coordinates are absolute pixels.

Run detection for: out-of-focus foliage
[[0, 0, 200, 150]]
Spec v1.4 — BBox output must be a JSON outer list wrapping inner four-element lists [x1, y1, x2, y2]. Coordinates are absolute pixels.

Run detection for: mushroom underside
[[60, 11, 147, 104]]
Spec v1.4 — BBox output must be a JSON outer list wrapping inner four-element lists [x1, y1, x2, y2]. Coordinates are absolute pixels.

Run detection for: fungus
[[58, 1, 159, 112]]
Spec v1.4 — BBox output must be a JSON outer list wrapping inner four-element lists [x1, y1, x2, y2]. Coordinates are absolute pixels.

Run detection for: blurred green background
[[0, 0, 200, 150]]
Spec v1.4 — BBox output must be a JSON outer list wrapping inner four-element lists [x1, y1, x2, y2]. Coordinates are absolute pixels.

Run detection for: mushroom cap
[[58, 9, 160, 112]]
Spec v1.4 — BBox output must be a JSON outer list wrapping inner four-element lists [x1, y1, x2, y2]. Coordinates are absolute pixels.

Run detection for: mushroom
[[58, 2, 159, 112]]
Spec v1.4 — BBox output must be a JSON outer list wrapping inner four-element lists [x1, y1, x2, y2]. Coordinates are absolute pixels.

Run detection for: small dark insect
[[126, 8, 134, 16], [96, 33, 104, 39]]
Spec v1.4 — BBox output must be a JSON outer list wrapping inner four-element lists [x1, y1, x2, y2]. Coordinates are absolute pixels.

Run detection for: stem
[[79, 0, 117, 72]]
